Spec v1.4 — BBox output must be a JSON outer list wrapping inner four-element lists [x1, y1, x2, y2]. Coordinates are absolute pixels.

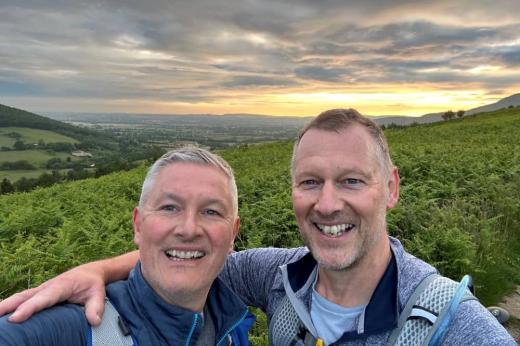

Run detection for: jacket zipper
[[185, 314, 200, 346], [216, 309, 249, 346]]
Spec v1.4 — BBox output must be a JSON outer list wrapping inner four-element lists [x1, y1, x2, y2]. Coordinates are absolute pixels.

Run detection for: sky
[[1, 0, 520, 117]]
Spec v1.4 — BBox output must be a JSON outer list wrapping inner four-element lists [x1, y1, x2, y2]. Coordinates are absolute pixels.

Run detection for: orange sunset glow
[[1, 1, 520, 116]]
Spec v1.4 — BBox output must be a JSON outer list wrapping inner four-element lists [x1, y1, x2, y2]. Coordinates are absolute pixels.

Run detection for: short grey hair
[[139, 146, 238, 217], [291, 108, 394, 178]]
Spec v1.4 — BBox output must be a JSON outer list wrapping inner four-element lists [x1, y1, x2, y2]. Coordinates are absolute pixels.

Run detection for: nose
[[173, 210, 202, 239], [314, 181, 342, 216]]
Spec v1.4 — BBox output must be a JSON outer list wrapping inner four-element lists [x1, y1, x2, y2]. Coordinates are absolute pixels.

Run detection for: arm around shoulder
[[220, 247, 308, 309], [0, 250, 139, 326]]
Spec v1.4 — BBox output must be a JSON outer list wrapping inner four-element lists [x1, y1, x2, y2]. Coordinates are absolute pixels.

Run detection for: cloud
[[223, 75, 298, 88], [1, 0, 520, 113], [294, 66, 354, 82]]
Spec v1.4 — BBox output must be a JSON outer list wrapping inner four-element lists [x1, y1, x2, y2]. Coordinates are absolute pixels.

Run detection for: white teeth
[[316, 223, 354, 237], [165, 249, 205, 259]]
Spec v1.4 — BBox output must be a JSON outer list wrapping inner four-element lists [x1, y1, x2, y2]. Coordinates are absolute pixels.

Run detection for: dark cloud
[[294, 66, 354, 82], [223, 75, 298, 88], [493, 46, 520, 67], [1, 0, 520, 111]]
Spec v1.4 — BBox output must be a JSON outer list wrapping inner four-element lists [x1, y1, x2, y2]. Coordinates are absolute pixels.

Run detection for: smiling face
[[133, 162, 239, 311], [292, 125, 399, 271]]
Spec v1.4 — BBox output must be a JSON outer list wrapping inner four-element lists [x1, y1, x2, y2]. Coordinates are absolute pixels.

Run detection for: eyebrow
[[158, 193, 230, 210], [295, 166, 373, 178]]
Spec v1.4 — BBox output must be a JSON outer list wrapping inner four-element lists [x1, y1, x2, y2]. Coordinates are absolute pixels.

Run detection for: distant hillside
[[1, 104, 81, 131], [373, 113, 443, 126], [373, 92, 520, 125], [0, 104, 164, 190], [466, 93, 520, 115], [0, 104, 117, 150]]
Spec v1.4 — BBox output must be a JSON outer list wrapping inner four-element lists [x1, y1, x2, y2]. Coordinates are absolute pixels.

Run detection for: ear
[[386, 167, 400, 209], [133, 207, 142, 246], [228, 217, 240, 254]]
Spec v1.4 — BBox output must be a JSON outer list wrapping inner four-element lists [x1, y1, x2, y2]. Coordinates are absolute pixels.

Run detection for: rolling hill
[[0, 104, 162, 187], [371, 92, 520, 126], [0, 103, 119, 150], [466, 93, 520, 115]]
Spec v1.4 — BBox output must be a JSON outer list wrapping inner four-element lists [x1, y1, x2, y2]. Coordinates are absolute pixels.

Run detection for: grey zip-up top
[[219, 236, 516, 345]]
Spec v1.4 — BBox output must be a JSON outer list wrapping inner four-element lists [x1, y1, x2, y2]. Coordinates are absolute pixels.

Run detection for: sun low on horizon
[[1, 1, 520, 117]]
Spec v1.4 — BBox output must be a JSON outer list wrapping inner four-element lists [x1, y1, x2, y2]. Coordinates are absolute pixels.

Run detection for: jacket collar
[[106, 262, 248, 345], [283, 237, 400, 339]]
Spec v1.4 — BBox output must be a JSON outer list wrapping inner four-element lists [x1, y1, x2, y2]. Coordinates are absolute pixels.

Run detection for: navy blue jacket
[[0, 263, 254, 345]]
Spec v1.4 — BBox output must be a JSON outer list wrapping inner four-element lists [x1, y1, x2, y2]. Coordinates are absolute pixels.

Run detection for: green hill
[[0, 127, 78, 147], [0, 103, 120, 151], [0, 108, 519, 344], [0, 103, 78, 129], [0, 104, 116, 184], [0, 104, 163, 187]]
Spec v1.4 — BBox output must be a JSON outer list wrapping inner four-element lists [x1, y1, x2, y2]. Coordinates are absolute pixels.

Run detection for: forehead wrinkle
[[293, 127, 384, 181], [295, 159, 374, 180]]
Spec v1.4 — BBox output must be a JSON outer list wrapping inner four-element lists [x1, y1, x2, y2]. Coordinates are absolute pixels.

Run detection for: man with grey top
[[0, 109, 515, 345]]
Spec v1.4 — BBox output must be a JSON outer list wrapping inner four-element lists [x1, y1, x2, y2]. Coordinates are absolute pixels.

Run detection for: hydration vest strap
[[90, 299, 134, 346], [387, 274, 476, 346]]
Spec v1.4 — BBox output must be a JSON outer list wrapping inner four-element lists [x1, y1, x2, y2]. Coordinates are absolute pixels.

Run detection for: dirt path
[[499, 286, 520, 342]]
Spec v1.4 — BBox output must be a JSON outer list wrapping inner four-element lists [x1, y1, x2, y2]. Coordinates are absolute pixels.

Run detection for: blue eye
[[204, 209, 221, 216], [342, 178, 364, 188], [161, 204, 177, 212], [301, 179, 318, 187]]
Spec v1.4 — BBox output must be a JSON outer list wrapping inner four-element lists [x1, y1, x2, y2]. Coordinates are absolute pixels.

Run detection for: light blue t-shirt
[[311, 285, 365, 345]]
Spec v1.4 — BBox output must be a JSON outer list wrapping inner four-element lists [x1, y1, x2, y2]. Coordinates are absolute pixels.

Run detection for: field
[[0, 169, 77, 181], [0, 127, 81, 182], [0, 127, 78, 147], [0, 150, 79, 182], [0, 150, 75, 164], [0, 108, 519, 344]]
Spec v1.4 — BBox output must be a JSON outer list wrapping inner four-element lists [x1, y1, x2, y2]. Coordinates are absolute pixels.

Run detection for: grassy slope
[[0, 150, 79, 181], [0, 127, 79, 147], [1, 169, 67, 181], [0, 109, 519, 343], [0, 103, 120, 154], [0, 150, 75, 164], [386, 109, 520, 303]]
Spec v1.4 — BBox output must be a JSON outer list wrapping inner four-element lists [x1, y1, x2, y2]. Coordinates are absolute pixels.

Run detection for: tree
[[14, 177, 35, 192], [13, 140, 26, 150], [442, 110, 455, 121], [456, 110, 465, 118], [46, 158, 64, 169], [0, 178, 14, 194], [0, 160, 35, 170]]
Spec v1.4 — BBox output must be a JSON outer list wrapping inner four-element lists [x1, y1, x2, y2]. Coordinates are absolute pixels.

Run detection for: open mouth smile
[[164, 249, 205, 261], [315, 223, 355, 237]]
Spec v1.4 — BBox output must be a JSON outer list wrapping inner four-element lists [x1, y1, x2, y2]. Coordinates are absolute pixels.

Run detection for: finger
[[0, 288, 40, 317], [8, 290, 65, 323], [84, 291, 106, 326]]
